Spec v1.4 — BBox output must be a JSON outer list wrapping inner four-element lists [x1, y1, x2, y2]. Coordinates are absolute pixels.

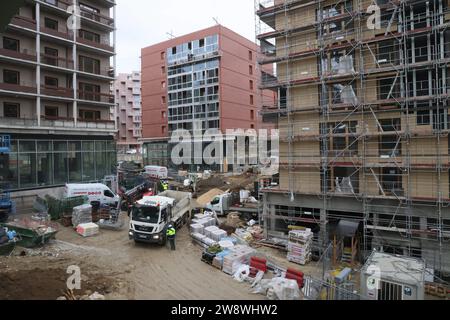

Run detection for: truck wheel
[[183, 213, 189, 225]]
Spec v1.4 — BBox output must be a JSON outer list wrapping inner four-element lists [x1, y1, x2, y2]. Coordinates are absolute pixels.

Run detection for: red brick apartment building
[[140, 25, 275, 171]]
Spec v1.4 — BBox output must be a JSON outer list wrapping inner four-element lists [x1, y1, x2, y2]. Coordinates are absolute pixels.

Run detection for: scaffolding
[[256, 0, 450, 276]]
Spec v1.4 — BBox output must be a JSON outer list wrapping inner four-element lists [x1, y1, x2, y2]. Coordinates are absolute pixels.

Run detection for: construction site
[[256, 0, 450, 280]]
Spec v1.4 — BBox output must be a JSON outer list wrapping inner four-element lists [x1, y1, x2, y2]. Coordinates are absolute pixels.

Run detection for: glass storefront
[[143, 141, 168, 167], [3, 139, 117, 190]]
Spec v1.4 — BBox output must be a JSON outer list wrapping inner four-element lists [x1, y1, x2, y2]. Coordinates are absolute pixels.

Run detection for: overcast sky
[[115, 0, 257, 74]]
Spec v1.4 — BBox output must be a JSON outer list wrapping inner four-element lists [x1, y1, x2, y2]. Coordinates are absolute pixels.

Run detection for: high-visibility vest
[[166, 227, 176, 237], [163, 183, 168, 190]]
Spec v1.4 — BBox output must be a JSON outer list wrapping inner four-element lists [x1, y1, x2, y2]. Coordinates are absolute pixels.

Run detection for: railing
[[78, 90, 114, 103], [41, 25, 71, 40], [10, 16, 36, 30], [0, 48, 36, 62], [80, 8, 114, 27], [0, 117, 38, 127], [76, 36, 114, 52], [41, 53, 74, 69], [42, 0, 71, 10], [77, 119, 115, 130], [41, 85, 74, 98], [0, 82, 37, 94], [0, 116, 114, 131], [78, 66, 115, 77]]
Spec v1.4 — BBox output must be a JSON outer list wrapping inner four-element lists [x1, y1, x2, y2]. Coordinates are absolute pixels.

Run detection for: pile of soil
[[0, 267, 113, 300]]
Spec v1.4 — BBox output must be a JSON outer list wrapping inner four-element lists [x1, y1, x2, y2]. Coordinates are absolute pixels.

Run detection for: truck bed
[[158, 190, 192, 224]]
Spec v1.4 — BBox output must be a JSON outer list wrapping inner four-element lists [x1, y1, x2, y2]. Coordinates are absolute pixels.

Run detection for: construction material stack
[[222, 245, 256, 275], [71, 204, 93, 227], [287, 229, 313, 265], [76, 223, 99, 237]]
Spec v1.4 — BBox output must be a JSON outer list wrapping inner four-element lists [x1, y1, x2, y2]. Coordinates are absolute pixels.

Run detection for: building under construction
[[255, 0, 450, 277]]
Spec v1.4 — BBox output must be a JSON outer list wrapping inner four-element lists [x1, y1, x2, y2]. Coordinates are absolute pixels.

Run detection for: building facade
[[141, 25, 276, 171], [256, 0, 450, 276], [114, 72, 142, 154], [0, 0, 117, 191]]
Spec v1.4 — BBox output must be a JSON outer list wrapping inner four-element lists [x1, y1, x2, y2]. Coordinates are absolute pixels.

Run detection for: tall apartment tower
[[0, 0, 117, 191], [141, 25, 275, 170], [256, 0, 450, 276], [114, 72, 142, 154]]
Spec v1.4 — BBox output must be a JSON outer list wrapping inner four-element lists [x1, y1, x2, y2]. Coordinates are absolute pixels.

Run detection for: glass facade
[[142, 141, 169, 168], [167, 34, 221, 135], [2, 139, 116, 190]]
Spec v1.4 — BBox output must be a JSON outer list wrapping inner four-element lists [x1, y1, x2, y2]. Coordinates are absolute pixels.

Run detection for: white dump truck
[[128, 190, 192, 245]]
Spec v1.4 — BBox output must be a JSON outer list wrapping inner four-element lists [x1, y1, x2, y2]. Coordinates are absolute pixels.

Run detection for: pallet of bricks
[[287, 229, 313, 265]]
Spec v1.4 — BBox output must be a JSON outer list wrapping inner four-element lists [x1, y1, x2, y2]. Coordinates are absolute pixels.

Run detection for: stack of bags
[[287, 229, 313, 265], [190, 223, 204, 234], [222, 245, 256, 275], [71, 204, 93, 228], [76, 222, 99, 237]]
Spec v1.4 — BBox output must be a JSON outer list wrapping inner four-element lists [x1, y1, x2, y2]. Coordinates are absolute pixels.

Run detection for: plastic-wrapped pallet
[[204, 226, 219, 238], [190, 223, 204, 235], [287, 229, 313, 265], [222, 245, 256, 275], [211, 229, 227, 242], [191, 233, 207, 242], [72, 204, 92, 227], [203, 237, 217, 247], [76, 222, 99, 237]]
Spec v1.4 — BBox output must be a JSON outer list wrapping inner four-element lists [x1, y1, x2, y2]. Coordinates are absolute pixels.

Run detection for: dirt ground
[[0, 215, 267, 300]]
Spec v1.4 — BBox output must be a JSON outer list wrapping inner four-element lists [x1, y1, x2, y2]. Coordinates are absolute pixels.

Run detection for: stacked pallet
[[222, 245, 256, 275], [71, 204, 92, 227], [287, 229, 313, 265]]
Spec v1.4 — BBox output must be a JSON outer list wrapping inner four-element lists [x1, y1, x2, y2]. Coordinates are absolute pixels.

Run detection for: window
[[379, 77, 399, 100], [249, 65, 253, 75], [104, 190, 114, 198], [161, 66, 166, 74], [250, 110, 255, 120], [79, 109, 101, 121], [249, 80, 254, 90], [161, 51, 165, 60], [78, 29, 100, 43], [161, 81, 166, 88], [45, 106, 58, 118], [417, 109, 431, 125], [79, 82, 100, 101], [3, 103, 19, 118], [3, 69, 19, 84], [249, 50, 253, 60], [162, 111, 166, 119], [250, 95, 254, 105], [381, 168, 403, 195], [44, 17, 58, 30], [162, 126, 166, 134], [161, 96, 166, 104], [199, 39, 205, 47], [44, 47, 58, 66], [44, 76, 58, 87], [3, 37, 19, 52], [79, 55, 100, 74]]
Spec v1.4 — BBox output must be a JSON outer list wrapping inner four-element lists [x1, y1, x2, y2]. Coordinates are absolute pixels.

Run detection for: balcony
[[41, 53, 74, 69], [78, 66, 115, 78], [41, 85, 74, 98], [77, 119, 116, 130], [0, 116, 115, 131], [0, 117, 38, 128], [10, 16, 36, 30], [77, 36, 114, 52], [78, 90, 114, 104], [41, 25, 71, 41], [42, 0, 71, 11], [0, 48, 36, 62], [80, 8, 114, 28], [0, 82, 37, 94]]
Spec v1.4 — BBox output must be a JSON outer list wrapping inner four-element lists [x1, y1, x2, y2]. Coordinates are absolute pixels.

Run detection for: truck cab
[[129, 196, 174, 245]]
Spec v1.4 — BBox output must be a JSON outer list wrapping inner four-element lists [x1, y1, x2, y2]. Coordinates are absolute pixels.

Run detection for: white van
[[144, 166, 168, 180], [64, 183, 120, 207]]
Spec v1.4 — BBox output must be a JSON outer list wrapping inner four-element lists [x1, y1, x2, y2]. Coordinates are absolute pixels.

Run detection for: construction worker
[[166, 224, 176, 250]]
